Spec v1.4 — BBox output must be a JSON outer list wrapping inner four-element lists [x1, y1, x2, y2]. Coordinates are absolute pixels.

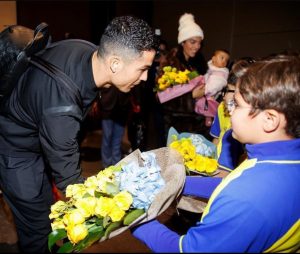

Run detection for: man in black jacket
[[0, 16, 158, 253]]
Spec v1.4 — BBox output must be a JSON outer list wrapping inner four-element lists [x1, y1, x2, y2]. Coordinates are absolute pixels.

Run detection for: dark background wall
[[16, 0, 300, 61]]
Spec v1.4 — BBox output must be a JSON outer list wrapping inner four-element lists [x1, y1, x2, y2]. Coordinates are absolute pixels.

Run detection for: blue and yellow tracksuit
[[210, 102, 244, 171], [133, 138, 300, 253]]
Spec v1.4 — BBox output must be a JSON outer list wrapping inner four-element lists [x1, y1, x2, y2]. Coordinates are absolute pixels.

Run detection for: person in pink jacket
[[195, 49, 230, 126]]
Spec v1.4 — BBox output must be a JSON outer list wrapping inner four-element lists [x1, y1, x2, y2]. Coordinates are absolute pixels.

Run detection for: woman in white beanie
[[159, 13, 209, 137]]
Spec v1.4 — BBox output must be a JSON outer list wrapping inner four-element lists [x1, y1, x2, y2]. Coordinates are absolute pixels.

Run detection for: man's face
[[112, 50, 156, 92]]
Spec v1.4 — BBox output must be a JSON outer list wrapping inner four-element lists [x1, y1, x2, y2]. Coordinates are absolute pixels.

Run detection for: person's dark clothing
[[100, 86, 131, 125], [0, 40, 98, 253], [161, 49, 209, 137], [100, 86, 131, 167]]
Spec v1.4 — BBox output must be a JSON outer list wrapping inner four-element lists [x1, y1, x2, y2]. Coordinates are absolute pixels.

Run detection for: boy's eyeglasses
[[226, 99, 255, 113], [226, 99, 236, 113], [222, 88, 235, 97]]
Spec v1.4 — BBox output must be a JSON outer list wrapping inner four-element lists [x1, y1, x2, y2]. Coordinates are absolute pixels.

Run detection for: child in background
[[194, 49, 230, 126], [132, 53, 300, 253], [204, 49, 230, 97], [210, 58, 254, 172]]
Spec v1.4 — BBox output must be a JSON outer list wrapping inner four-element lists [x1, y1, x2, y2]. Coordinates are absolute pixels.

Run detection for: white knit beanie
[[178, 13, 204, 44]]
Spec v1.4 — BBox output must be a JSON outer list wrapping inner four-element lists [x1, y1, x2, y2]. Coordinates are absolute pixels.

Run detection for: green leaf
[[57, 241, 75, 253], [82, 192, 92, 198], [95, 217, 103, 226], [123, 209, 145, 226], [74, 225, 105, 252], [48, 229, 67, 251], [187, 71, 199, 80], [103, 221, 122, 239], [103, 216, 111, 228], [94, 191, 103, 198], [186, 167, 191, 175]]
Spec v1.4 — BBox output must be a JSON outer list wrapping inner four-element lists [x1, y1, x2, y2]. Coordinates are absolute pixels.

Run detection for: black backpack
[[0, 23, 96, 110], [0, 23, 50, 102]]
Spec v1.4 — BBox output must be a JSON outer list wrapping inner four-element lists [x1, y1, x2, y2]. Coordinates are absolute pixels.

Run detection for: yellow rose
[[96, 169, 115, 193], [113, 191, 133, 211], [66, 184, 87, 199], [67, 223, 88, 245], [75, 197, 97, 218], [95, 197, 114, 217], [49, 200, 68, 220], [185, 160, 196, 170], [84, 176, 98, 196], [109, 203, 126, 222], [170, 140, 180, 149], [204, 158, 218, 173], [63, 209, 85, 226], [49, 210, 60, 220], [51, 218, 65, 230], [50, 200, 67, 213], [163, 66, 172, 72]]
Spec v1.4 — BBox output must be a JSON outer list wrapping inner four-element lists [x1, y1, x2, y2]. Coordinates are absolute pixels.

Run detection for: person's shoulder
[[45, 39, 97, 55]]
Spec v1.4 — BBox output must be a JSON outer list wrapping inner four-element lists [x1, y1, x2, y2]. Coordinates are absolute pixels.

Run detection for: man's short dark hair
[[98, 16, 159, 60]]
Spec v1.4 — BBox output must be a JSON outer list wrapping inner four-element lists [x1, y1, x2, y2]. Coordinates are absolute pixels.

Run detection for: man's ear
[[109, 56, 122, 74], [262, 109, 281, 133]]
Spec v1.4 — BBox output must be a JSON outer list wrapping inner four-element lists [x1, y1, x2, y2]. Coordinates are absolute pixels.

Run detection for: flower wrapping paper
[[157, 75, 204, 104], [99, 147, 186, 242], [166, 127, 217, 213], [167, 126, 217, 159]]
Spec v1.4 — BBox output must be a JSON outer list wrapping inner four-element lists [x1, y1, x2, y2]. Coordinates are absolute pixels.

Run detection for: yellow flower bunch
[[48, 165, 144, 253], [170, 137, 218, 175], [156, 66, 193, 91]]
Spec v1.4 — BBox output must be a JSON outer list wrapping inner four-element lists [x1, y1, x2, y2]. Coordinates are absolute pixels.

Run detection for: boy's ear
[[262, 109, 281, 133]]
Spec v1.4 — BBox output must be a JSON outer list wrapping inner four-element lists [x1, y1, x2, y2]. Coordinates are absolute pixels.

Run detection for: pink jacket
[[204, 60, 229, 97]]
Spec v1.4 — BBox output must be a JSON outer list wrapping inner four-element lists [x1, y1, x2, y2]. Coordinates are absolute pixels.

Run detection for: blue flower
[[190, 134, 216, 158], [115, 152, 165, 210]]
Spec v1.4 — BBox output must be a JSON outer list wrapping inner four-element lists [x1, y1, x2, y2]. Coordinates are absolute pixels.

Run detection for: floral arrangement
[[155, 65, 199, 92], [48, 152, 165, 253], [169, 134, 218, 175]]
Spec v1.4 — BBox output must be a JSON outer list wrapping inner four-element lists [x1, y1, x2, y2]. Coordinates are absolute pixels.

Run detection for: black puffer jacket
[[0, 40, 98, 191], [100, 86, 131, 126]]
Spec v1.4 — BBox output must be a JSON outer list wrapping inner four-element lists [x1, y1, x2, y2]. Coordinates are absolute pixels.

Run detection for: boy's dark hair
[[238, 54, 300, 138], [98, 16, 159, 59], [227, 57, 255, 85]]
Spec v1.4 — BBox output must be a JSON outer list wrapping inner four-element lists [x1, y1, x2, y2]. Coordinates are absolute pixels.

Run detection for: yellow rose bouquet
[[156, 66, 196, 91], [48, 149, 186, 253], [155, 66, 204, 104], [167, 127, 218, 176]]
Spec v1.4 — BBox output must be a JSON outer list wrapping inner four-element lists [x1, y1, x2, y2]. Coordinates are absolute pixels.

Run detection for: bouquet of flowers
[[167, 127, 218, 176], [48, 148, 186, 253], [155, 66, 204, 103]]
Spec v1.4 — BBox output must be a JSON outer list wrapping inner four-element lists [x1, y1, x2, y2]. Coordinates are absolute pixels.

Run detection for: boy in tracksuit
[[132, 53, 300, 253]]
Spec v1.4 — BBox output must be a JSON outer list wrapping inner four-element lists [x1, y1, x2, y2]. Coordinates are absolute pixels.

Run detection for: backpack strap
[[22, 22, 50, 58], [30, 55, 82, 107]]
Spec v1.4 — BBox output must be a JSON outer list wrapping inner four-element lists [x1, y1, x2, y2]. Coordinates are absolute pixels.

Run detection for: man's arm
[[39, 112, 84, 193]]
